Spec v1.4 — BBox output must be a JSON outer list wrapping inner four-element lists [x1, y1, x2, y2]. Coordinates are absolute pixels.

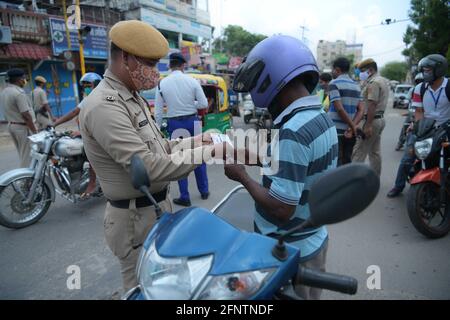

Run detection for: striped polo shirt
[[328, 74, 362, 133], [256, 96, 338, 262]]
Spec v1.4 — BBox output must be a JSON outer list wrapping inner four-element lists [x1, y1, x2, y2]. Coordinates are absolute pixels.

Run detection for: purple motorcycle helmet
[[233, 35, 319, 113]]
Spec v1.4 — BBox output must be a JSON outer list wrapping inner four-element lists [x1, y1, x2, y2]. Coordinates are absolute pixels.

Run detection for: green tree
[[381, 61, 409, 82], [403, 0, 450, 70], [213, 25, 267, 57]]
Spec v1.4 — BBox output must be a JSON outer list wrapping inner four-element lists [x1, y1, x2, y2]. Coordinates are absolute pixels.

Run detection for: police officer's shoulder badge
[[105, 95, 116, 102]]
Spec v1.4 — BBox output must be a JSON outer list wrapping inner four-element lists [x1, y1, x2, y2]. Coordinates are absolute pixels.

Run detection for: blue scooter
[[123, 155, 380, 300]]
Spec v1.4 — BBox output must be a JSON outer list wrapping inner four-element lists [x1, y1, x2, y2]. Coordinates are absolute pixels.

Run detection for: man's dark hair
[[169, 59, 184, 69], [320, 72, 332, 82], [110, 41, 122, 60], [333, 57, 350, 73]]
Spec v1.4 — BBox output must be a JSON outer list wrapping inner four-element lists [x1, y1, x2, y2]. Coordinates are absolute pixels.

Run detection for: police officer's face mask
[[126, 54, 160, 91]]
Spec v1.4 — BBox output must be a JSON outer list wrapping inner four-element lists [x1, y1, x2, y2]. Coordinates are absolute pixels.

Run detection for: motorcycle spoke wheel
[[0, 177, 51, 228]]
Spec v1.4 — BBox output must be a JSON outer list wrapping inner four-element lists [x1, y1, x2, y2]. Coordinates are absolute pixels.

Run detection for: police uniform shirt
[[363, 73, 390, 114], [79, 69, 215, 201], [32, 86, 49, 112], [0, 84, 35, 123]]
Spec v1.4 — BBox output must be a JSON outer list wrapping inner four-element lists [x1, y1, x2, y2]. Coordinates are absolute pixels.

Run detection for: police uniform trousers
[[167, 115, 209, 201], [352, 118, 386, 177], [8, 123, 31, 168], [36, 112, 53, 130], [104, 198, 172, 292]]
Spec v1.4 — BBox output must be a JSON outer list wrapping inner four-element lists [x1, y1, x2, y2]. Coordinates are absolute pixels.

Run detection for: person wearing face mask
[[32, 76, 55, 130], [53, 72, 103, 128], [154, 52, 210, 207], [0, 68, 38, 167], [78, 20, 223, 292], [351, 58, 390, 177], [387, 54, 450, 198], [53, 72, 103, 199]]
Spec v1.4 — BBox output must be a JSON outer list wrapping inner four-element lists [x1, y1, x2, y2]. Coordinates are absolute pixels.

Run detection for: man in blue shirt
[[224, 35, 338, 300], [328, 57, 364, 166], [155, 53, 210, 207]]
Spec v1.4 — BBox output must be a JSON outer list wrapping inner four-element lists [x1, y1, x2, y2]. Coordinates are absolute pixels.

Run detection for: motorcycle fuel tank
[[53, 137, 84, 157]]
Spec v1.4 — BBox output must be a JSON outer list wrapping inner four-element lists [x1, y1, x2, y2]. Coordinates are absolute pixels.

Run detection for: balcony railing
[[0, 8, 50, 44]]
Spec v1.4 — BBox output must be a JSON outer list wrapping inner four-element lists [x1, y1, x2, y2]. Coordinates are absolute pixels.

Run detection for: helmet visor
[[233, 58, 265, 92]]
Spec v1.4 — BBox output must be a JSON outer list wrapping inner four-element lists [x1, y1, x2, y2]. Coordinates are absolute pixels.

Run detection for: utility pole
[[76, 0, 86, 76], [62, 0, 79, 105], [299, 24, 309, 44]]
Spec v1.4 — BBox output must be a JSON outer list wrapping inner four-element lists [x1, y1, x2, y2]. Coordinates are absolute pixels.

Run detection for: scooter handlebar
[[296, 267, 358, 295]]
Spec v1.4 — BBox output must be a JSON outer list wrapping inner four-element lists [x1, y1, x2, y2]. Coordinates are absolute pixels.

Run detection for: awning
[[0, 43, 52, 61]]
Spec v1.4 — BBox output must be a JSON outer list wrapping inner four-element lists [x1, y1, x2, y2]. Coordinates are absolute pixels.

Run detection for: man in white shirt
[[155, 53, 209, 207], [388, 54, 450, 198]]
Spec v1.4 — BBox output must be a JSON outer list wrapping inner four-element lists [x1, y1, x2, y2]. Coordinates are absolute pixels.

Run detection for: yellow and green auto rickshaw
[[143, 72, 233, 137]]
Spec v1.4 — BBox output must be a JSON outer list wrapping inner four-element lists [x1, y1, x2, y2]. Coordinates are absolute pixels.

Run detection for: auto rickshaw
[[143, 72, 233, 137]]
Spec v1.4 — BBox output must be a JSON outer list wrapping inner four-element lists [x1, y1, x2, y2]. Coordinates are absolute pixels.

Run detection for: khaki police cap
[[109, 20, 169, 60], [358, 58, 376, 70], [34, 76, 47, 83]]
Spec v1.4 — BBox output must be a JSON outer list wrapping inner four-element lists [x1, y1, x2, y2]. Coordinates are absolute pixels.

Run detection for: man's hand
[[194, 132, 213, 146], [344, 127, 354, 139], [224, 164, 248, 183], [364, 125, 373, 139]]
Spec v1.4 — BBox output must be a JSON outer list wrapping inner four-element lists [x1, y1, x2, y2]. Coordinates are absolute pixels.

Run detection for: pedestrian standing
[[328, 57, 364, 166], [32, 76, 54, 130], [0, 68, 38, 167], [155, 52, 210, 207], [352, 58, 390, 176]]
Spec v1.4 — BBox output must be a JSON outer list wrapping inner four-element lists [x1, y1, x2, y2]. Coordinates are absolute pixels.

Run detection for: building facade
[[0, 0, 212, 121], [316, 40, 363, 72]]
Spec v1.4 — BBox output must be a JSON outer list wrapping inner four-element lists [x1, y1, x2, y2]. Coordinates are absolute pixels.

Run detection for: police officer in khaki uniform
[[32, 76, 54, 130], [0, 69, 38, 167], [352, 58, 390, 176], [79, 20, 224, 292]]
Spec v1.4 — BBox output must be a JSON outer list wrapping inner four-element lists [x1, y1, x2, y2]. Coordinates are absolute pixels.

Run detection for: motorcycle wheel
[[407, 182, 450, 239], [0, 177, 52, 229]]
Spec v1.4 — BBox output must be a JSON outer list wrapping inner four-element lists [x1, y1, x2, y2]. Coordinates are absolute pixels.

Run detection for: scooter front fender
[[410, 167, 441, 186], [0, 168, 56, 202]]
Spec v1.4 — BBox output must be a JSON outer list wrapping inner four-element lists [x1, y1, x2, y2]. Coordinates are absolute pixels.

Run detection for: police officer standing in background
[[79, 20, 223, 292], [352, 58, 390, 176], [155, 52, 210, 207], [0, 68, 37, 167], [32, 76, 55, 130]]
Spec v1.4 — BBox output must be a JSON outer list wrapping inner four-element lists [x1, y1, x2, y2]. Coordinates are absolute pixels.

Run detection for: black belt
[[364, 113, 384, 120], [108, 188, 168, 209], [168, 113, 198, 121]]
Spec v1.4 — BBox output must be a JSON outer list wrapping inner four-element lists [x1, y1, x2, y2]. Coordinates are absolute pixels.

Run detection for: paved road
[[0, 104, 449, 300]]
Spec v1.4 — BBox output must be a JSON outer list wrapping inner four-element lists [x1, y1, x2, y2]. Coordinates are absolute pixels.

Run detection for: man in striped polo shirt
[[328, 57, 364, 166], [225, 35, 338, 300]]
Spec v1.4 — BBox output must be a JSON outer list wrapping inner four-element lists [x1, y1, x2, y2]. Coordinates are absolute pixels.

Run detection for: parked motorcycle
[[0, 128, 101, 229], [407, 119, 450, 238], [123, 155, 379, 300]]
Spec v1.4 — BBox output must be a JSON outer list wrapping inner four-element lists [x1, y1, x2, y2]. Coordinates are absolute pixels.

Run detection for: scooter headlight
[[197, 269, 275, 300], [138, 242, 213, 300], [415, 138, 433, 160]]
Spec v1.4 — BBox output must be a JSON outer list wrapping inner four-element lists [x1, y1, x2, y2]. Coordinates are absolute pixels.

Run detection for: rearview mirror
[[308, 164, 380, 227], [130, 154, 151, 191]]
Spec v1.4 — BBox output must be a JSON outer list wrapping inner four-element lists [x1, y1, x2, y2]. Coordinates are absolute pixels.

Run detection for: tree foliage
[[402, 0, 450, 68], [213, 25, 267, 57], [381, 61, 409, 82]]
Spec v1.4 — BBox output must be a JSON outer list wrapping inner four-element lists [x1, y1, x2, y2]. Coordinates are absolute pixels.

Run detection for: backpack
[[420, 78, 450, 102]]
